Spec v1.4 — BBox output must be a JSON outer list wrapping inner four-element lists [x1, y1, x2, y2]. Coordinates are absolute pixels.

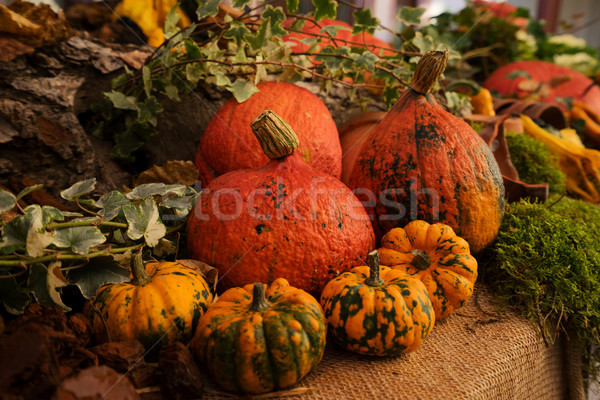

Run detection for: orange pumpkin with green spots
[[320, 250, 435, 356], [191, 279, 326, 394], [378, 220, 478, 320], [89, 254, 213, 353], [347, 50, 504, 253], [187, 110, 375, 294]]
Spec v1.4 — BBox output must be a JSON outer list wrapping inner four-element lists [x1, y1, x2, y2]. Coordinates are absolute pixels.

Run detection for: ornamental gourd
[[320, 250, 435, 356], [347, 49, 505, 253], [187, 110, 375, 294], [378, 220, 478, 320], [89, 253, 213, 352], [191, 279, 326, 394], [195, 81, 342, 185], [483, 60, 600, 115]]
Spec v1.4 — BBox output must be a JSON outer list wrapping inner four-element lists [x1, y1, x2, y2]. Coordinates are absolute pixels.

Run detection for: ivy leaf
[[160, 193, 197, 210], [184, 39, 203, 59], [285, 0, 299, 13], [15, 184, 43, 202], [254, 54, 267, 85], [164, 3, 181, 37], [197, 0, 221, 20], [142, 66, 152, 98], [0, 274, 30, 315], [227, 79, 260, 103], [354, 50, 378, 72], [137, 96, 163, 127], [105, 91, 138, 111], [262, 5, 287, 37], [321, 24, 350, 37], [53, 226, 106, 254], [314, 45, 345, 71], [111, 130, 146, 162], [313, 0, 337, 22], [397, 6, 426, 26], [411, 31, 435, 54], [233, 0, 251, 7], [123, 198, 166, 247], [186, 63, 204, 85], [126, 183, 188, 199], [382, 84, 401, 108], [28, 261, 70, 311], [24, 205, 54, 257], [247, 20, 269, 51], [213, 72, 232, 87], [67, 256, 130, 299], [0, 189, 16, 213], [353, 8, 379, 35], [506, 70, 532, 80], [164, 85, 180, 101], [60, 178, 97, 201], [224, 21, 251, 47], [41, 206, 65, 225]]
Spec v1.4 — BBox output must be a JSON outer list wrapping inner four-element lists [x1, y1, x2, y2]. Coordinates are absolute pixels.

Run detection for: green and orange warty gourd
[[191, 279, 326, 394], [89, 253, 213, 352], [195, 81, 342, 185], [187, 110, 375, 294], [320, 250, 435, 356], [347, 49, 505, 253], [378, 220, 478, 320]]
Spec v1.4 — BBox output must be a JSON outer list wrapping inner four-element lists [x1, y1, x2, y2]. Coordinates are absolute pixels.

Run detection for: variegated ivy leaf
[[0, 273, 30, 315], [227, 79, 260, 103], [28, 261, 70, 311], [67, 256, 130, 299], [123, 198, 166, 247], [126, 183, 189, 200], [313, 0, 337, 22], [53, 226, 106, 255], [15, 184, 43, 202], [96, 190, 132, 221], [397, 6, 426, 26], [23, 205, 54, 257], [0, 189, 16, 214], [60, 178, 97, 201], [353, 8, 379, 35], [196, 0, 221, 20]]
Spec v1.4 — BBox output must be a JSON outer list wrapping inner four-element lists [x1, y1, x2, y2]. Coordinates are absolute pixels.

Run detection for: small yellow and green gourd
[[89, 252, 213, 353], [191, 278, 326, 395], [378, 220, 478, 320], [320, 250, 435, 356]]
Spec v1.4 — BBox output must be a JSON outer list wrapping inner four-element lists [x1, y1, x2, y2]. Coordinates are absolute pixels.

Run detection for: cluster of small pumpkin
[[87, 50, 499, 395]]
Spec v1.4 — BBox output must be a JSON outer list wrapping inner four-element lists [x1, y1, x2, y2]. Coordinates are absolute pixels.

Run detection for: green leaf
[[247, 20, 269, 51], [0, 274, 30, 315], [313, 0, 337, 22], [123, 198, 166, 247], [105, 91, 138, 111], [184, 39, 203, 59], [224, 21, 251, 47], [233, 0, 251, 7], [15, 184, 43, 202], [254, 54, 267, 85], [397, 6, 426, 26], [321, 24, 350, 37], [41, 206, 65, 225], [353, 8, 378, 35], [111, 130, 146, 162], [186, 63, 204, 85], [164, 3, 181, 36], [285, 0, 299, 13], [28, 262, 70, 311], [197, 0, 221, 20], [60, 178, 97, 201], [354, 50, 378, 72], [164, 85, 180, 101], [506, 70, 532, 80], [0, 189, 16, 214], [314, 45, 345, 71], [227, 79, 260, 103], [24, 205, 54, 257], [126, 183, 188, 200], [411, 31, 435, 54], [67, 256, 130, 299], [53, 226, 106, 254], [142, 66, 152, 98], [213, 72, 232, 87], [160, 193, 197, 210], [262, 5, 287, 37], [137, 96, 163, 127]]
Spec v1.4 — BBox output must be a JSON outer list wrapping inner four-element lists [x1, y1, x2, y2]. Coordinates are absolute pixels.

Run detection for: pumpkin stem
[[411, 249, 431, 271], [364, 250, 385, 287], [411, 49, 449, 95], [249, 283, 271, 312], [131, 250, 151, 286], [250, 110, 300, 159]]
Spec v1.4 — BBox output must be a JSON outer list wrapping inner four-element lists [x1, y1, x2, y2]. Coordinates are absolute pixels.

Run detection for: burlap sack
[[201, 285, 583, 399]]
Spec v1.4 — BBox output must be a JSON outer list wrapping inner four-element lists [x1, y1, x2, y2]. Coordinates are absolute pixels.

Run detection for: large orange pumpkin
[[187, 110, 375, 294], [483, 60, 600, 115], [347, 50, 505, 253], [195, 81, 342, 185]]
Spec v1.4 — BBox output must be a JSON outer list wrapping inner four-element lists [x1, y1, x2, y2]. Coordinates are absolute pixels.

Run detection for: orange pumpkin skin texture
[[187, 111, 375, 294], [320, 251, 435, 356], [195, 81, 342, 185], [191, 279, 326, 394], [347, 50, 504, 253], [378, 220, 478, 320], [90, 260, 213, 352], [483, 60, 600, 115]]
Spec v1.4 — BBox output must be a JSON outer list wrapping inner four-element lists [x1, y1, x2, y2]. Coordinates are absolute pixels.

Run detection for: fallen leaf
[[135, 160, 199, 186], [177, 259, 219, 292], [54, 365, 140, 400]]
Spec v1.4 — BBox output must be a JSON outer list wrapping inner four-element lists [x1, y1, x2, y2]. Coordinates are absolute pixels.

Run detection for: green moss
[[481, 196, 600, 381], [506, 132, 567, 194]]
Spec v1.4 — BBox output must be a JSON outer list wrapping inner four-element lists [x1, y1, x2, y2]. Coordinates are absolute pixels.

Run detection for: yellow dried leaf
[[135, 160, 199, 186]]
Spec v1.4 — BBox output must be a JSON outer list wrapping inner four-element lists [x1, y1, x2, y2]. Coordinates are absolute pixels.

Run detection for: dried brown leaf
[[177, 259, 219, 292], [54, 365, 140, 400], [135, 160, 199, 186]]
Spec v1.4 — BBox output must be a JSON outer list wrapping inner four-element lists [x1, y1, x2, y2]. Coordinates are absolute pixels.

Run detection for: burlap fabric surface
[[201, 285, 580, 400]]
